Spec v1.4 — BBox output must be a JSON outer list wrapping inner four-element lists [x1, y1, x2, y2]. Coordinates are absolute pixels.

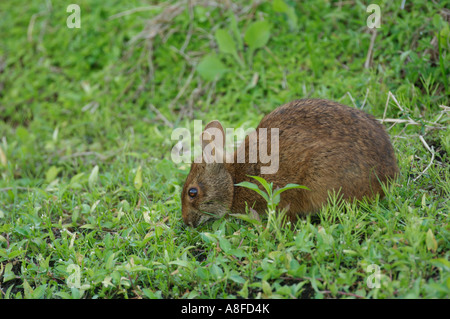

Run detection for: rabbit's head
[[181, 121, 234, 227]]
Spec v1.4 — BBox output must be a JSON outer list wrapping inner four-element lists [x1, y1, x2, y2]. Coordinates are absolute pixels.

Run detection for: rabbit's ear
[[201, 121, 225, 163]]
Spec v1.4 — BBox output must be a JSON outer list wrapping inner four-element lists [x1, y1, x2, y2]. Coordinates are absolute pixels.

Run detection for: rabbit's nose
[[182, 215, 195, 227]]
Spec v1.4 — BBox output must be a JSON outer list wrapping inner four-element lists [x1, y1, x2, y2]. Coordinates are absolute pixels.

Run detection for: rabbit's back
[[232, 99, 399, 218]]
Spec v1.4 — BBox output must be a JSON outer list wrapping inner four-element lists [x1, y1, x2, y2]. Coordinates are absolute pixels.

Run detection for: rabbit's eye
[[188, 188, 198, 198]]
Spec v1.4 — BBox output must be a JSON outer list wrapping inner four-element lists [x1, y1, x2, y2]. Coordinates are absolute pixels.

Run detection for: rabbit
[[181, 99, 399, 227]]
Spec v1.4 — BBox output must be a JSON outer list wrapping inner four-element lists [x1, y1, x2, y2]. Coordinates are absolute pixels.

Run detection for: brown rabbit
[[181, 99, 399, 227]]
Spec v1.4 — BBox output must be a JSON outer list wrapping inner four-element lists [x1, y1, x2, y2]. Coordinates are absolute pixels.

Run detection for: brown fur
[[182, 99, 399, 227]]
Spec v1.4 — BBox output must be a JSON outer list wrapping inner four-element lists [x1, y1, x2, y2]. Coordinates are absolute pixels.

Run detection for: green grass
[[0, 0, 449, 299]]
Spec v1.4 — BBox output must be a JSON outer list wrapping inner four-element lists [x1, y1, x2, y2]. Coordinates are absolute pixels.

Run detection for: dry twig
[[364, 29, 377, 69], [149, 103, 174, 128], [413, 136, 436, 182]]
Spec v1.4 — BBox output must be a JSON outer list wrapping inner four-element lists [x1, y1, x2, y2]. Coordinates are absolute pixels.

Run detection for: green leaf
[[285, 8, 298, 30], [229, 213, 262, 226], [88, 165, 99, 189], [215, 28, 244, 67], [54, 291, 72, 299], [273, 183, 310, 199], [230, 248, 247, 258], [169, 260, 191, 268], [229, 273, 246, 284], [310, 275, 320, 293], [2, 263, 17, 282], [196, 267, 209, 280], [200, 232, 218, 244], [105, 253, 116, 269], [32, 284, 47, 299], [134, 165, 143, 190], [218, 236, 232, 253], [235, 181, 269, 202], [45, 166, 61, 183], [238, 280, 249, 298], [16, 126, 29, 142], [318, 227, 334, 246], [0, 146, 7, 167], [69, 173, 85, 188], [426, 229, 438, 252], [440, 25, 449, 43], [248, 175, 272, 197], [142, 289, 163, 299], [430, 258, 450, 271], [80, 224, 96, 229], [23, 279, 34, 299], [71, 208, 79, 224], [229, 12, 243, 51], [215, 29, 237, 55], [244, 20, 271, 51], [210, 264, 224, 280], [273, 0, 290, 12], [432, 14, 444, 29], [196, 54, 227, 81], [116, 263, 151, 272], [261, 280, 272, 297], [272, 0, 298, 30], [6, 249, 26, 259]]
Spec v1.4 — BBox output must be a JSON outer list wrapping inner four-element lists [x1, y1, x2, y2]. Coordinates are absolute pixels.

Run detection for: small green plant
[[235, 175, 309, 235], [197, 0, 298, 81], [272, 0, 298, 31], [195, 53, 227, 81], [243, 20, 271, 67], [215, 28, 245, 68], [197, 12, 274, 80]]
